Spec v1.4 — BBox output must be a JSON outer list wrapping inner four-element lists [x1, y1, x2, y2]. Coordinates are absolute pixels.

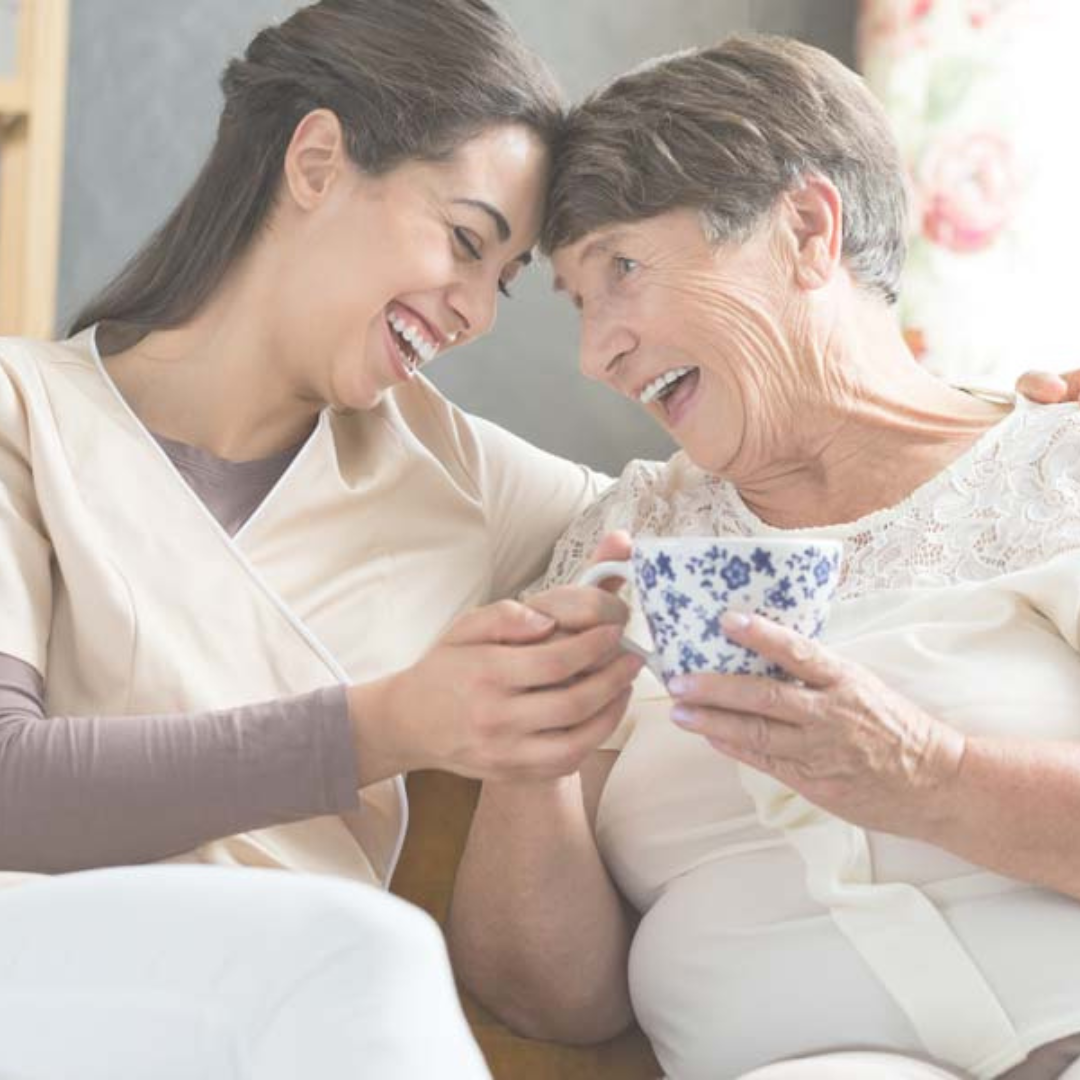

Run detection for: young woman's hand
[[1015, 369, 1080, 403], [348, 560, 643, 785]]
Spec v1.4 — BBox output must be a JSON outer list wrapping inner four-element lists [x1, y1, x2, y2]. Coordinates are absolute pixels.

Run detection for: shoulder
[[0, 331, 97, 404], [369, 375, 605, 500], [0, 337, 50, 422], [375, 374, 485, 478], [325, 375, 482, 496], [583, 451, 734, 537], [1001, 401, 1080, 485], [964, 401, 1080, 568], [533, 452, 726, 590], [0, 331, 95, 373]]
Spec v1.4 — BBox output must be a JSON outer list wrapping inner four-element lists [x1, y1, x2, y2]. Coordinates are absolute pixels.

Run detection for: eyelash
[[614, 256, 639, 278], [454, 226, 516, 299]]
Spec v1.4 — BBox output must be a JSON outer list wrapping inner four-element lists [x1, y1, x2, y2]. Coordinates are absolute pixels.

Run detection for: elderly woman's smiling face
[[552, 204, 819, 476]]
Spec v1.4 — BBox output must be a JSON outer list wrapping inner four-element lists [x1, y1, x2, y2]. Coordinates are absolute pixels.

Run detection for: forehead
[[389, 124, 550, 235], [437, 127, 548, 210], [443, 124, 548, 182]]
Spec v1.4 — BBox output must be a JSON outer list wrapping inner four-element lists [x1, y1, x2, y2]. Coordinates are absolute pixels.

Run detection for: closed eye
[[454, 226, 483, 261]]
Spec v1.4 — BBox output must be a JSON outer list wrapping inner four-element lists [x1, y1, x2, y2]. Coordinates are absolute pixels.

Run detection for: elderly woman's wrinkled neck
[[727, 273, 1008, 530]]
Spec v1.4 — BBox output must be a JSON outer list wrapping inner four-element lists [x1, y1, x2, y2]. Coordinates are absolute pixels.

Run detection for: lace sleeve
[[523, 458, 670, 596]]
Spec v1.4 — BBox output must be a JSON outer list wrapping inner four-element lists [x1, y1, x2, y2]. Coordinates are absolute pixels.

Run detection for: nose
[[579, 307, 638, 385], [446, 274, 499, 344]]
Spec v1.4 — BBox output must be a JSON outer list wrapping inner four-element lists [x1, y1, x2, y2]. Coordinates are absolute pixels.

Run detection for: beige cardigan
[[0, 329, 605, 888]]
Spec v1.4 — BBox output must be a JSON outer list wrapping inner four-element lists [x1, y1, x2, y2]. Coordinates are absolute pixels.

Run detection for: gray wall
[[0, 1, 18, 77], [58, 0, 855, 474]]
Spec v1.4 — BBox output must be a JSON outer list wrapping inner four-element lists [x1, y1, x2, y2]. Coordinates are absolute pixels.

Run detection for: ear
[[782, 175, 843, 292], [282, 108, 347, 211]]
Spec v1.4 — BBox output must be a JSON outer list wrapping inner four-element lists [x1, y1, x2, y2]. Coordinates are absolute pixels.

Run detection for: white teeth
[[639, 366, 695, 405], [387, 310, 439, 367]]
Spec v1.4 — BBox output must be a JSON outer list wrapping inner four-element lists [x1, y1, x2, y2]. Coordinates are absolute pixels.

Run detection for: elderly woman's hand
[[1015, 368, 1080, 403], [669, 612, 966, 837]]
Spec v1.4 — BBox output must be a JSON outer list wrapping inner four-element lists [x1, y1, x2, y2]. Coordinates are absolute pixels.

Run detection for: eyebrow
[[453, 199, 511, 242], [552, 231, 628, 293]]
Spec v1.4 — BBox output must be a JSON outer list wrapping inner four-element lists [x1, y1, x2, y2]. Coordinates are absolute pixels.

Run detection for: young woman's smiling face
[[552, 207, 808, 476], [274, 117, 550, 411]]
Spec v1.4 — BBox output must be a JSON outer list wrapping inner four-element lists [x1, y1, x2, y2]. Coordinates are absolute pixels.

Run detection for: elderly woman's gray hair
[[543, 34, 908, 304]]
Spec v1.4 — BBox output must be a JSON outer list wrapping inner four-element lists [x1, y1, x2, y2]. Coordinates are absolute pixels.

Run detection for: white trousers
[[0, 865, 491, 1080]]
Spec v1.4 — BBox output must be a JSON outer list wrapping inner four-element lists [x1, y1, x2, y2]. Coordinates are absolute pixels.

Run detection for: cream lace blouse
[[535, 399, 1080, 1080]]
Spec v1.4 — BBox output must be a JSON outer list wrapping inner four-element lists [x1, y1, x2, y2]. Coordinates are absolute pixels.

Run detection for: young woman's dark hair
[[71, 0, 562, 342]]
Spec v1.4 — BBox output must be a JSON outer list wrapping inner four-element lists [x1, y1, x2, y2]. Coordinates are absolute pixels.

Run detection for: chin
[[328, 352, 385, 411], [678, 435, 733, 478], [329, 376, 381, 413], [351, 389, 385, 412]]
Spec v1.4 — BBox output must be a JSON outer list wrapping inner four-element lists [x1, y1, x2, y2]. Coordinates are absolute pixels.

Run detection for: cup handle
[[576, 560, 663, 676]]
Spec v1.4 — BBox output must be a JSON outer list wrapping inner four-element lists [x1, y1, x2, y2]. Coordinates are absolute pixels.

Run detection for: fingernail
[[721, 611, 752, 633], [668, 676, 691, 696], [672, 705, 700, 728], [526, 610, 555, 629]]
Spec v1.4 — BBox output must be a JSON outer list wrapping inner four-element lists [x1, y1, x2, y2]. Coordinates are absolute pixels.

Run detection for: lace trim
[[535, 404, 1080, 603]]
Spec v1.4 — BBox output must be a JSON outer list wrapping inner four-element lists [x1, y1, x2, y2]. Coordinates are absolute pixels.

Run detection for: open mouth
[[384, 304, 439, 377], [639, 366, 699, 407]]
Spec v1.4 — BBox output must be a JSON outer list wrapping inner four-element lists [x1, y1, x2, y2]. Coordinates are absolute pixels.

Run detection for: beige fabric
[[0, 329, 605, 889]]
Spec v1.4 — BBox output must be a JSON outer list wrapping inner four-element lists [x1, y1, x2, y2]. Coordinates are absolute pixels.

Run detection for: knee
[[738, 1054, 964, 1080], [291, 876, 444, 958]]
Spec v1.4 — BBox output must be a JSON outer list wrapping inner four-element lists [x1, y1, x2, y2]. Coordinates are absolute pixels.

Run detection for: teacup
[[577, 536, 843, 685]]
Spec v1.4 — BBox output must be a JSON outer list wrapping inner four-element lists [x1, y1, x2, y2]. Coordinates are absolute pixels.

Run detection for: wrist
[[913, 720, 968, 840], [347, 677, 413, 786], [480, 773, 584, 813]]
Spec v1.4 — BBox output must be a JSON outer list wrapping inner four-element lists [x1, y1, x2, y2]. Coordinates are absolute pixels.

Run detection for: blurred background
[[1, 1, 1075, 474]]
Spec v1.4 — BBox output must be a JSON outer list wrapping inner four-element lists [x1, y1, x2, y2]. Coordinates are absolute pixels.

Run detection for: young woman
[[0, 2, 641, 1075]]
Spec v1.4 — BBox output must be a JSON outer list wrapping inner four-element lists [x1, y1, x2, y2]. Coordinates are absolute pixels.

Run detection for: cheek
[[315, 205, 457, 309], [698, 295, 789, 391], [378, 214, 459, 291]]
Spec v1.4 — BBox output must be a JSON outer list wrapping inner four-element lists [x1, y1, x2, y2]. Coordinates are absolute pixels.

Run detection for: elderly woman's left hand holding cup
[[669, 613, 967, 838]]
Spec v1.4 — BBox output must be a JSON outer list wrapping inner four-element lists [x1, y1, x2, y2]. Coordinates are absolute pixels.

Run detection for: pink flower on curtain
[[918, 132, 1017, 253], [857, 0, 935, 60], [967, 0, 1013, 28]]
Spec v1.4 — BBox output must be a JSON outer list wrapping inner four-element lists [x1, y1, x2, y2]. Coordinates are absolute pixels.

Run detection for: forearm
[[448, 775, 633, 1043], [0, 656, 359, 872], [921, 735, 1080, 899]]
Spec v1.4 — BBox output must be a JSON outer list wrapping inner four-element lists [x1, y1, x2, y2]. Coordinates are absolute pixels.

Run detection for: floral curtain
[[859, 0, 1079, 388]]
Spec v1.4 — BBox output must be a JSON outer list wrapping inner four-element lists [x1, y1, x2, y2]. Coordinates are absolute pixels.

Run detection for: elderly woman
[[449, 35, 1080, 1080]]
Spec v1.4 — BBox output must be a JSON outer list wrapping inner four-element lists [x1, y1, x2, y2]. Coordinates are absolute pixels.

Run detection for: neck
[[731, 300, 1008, 530], [100, 251, 321, 461]]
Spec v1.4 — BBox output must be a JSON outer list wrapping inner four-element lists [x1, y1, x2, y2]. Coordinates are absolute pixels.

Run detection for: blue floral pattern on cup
[[631, 539, 843, 684]]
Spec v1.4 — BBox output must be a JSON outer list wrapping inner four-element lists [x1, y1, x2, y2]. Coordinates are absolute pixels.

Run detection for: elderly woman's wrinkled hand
[[668, 612, 966, 836]]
